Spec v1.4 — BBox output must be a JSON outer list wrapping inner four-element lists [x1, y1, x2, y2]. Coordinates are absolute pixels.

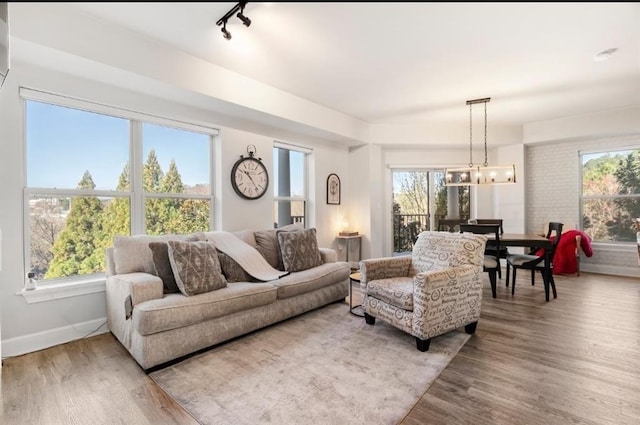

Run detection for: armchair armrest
[[359, 256, 413, 283], [412, 264, 484, 339]]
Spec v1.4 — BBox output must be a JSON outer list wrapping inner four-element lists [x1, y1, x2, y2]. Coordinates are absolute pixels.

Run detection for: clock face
[[231, 157, 269, 200]]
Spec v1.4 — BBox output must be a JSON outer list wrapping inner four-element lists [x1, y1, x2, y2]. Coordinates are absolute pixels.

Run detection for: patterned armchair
[[359, 231, 487, 352]]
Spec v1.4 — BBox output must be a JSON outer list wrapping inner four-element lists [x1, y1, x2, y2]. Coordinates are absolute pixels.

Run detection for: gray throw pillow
[[149, 242, 180, 293], [218, 252, 254, 282], [167, 240, 227, 296], [254, 223, 303, 271], [277, 228, 323, 272], [254, 229, 280, 270]]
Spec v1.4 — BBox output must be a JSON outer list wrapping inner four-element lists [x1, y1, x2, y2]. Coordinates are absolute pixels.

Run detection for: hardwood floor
[[402, 272, 640, 425], [1, 271, 638, 424]]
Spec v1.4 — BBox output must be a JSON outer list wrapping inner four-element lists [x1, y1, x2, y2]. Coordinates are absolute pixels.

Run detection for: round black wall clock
[[231, 145, 269, 200]]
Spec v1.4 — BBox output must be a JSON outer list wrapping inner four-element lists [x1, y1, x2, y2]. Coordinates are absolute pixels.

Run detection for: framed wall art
[[326, 173, 341, 205]]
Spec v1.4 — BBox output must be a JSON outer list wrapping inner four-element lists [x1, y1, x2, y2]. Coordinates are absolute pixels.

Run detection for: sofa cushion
[[168, 240, 227, 296], [113, 233, 202, 275], [270, 261, 351, 299], [133, 282, 278, 336], [254, 223, 303, 270], [277, 228, 323, 272], [411, 231, 486, 273]]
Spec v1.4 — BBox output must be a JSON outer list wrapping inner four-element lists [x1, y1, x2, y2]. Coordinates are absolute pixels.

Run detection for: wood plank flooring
[[1, 271, 638, 425]]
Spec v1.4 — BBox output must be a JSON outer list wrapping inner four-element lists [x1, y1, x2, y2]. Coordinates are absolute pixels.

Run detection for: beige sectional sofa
[[105, 227, 350, 370]]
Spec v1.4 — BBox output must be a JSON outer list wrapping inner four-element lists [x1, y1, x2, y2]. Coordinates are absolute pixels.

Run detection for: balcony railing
[[393, 213, 430, 253]]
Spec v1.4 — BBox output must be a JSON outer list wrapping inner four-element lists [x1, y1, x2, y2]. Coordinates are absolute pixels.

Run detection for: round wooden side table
[[349, 272, 364, 317]]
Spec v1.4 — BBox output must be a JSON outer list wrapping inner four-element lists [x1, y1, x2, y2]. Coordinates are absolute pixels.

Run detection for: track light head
[[237, 11, 251, 27], [221, 22, 232, 40]]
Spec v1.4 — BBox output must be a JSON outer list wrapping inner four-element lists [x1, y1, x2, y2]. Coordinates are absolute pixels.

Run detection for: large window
[[273, 143, 309, 228], [392, 169, 470, 253], [581, 148, 640, 243], [24, 90, 215, 283]]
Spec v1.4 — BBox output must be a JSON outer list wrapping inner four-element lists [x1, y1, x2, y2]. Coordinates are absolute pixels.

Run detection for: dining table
[[486, 232, 556, 301]]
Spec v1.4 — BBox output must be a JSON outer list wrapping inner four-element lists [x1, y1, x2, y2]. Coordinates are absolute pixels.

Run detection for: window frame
[[273, 141, 311, 228], [579, 146, 640, 245], [21, 88, 218, 291]]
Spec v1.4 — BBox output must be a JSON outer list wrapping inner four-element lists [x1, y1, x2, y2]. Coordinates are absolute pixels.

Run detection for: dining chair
[[475, 219, 509, 279], [459, 223, 501, 298], [506, 222, 564, 296], [437, 218, 467, 232]]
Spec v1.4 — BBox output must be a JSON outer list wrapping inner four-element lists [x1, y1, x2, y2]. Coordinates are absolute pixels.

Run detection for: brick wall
[[526, 134, 640, 277]]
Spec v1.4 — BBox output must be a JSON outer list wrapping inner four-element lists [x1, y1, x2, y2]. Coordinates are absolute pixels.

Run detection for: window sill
[[18, 277, 106, 304], [591, 242, 637, 253]]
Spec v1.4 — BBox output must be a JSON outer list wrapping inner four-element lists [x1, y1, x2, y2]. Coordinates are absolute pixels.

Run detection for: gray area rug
[[149, 302, 471, 425]]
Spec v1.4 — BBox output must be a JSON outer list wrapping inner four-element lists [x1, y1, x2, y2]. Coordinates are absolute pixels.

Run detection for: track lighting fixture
[[216, 2, 251, 40]]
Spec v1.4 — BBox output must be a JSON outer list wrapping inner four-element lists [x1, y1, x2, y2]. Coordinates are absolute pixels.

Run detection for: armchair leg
[[364, 313, 376, 325], [465, 321, 478, 334], [416, 337, 431, 352]]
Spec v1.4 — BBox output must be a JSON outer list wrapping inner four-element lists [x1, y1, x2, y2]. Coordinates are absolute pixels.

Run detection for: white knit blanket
[[206, 231, 289, 281]]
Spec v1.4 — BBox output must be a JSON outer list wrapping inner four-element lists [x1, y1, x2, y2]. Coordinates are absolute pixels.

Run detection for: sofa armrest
[[359, 256, 412, 284], [319, 247, 337, 263], [412, 264, 483, 339], [107, 273, 164, 307]]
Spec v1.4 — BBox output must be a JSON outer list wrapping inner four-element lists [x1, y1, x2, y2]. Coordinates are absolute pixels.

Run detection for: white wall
[[348, 144, 384, 261], [0, 61, 350, 358]]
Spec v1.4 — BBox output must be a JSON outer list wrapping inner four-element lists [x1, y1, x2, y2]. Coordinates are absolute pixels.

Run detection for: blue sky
[[26, 101, 210, 190]]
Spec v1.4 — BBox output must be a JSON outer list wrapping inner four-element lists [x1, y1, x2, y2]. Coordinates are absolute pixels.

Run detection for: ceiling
[[56, 2, 640, 131]]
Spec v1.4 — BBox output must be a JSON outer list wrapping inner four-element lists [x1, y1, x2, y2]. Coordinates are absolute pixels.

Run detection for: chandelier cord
[[468, 102, 473, 167], [483, 101, 488, 167]]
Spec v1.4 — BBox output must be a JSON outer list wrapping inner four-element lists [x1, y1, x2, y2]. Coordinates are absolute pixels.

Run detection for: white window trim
[[20, 88, 218, 302], [19, 87, 219, 136], [19, 275, 106, 304], [579, 147, 640, 245], [273, 143, 311, 227]]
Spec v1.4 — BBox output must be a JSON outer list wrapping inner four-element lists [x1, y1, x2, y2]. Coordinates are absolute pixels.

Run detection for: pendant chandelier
[[444, 98, 516, 186]]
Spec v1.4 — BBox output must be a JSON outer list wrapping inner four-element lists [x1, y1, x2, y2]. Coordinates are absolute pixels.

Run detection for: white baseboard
[[581, 264, 640, 278], [1, 317, 108, 359]]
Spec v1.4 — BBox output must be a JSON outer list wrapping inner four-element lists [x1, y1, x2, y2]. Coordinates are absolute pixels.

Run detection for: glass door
[[392, 169, 470, 255]]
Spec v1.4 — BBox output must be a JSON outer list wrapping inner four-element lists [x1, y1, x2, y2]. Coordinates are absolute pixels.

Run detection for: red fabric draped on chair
[[534, 229, 593, 275]]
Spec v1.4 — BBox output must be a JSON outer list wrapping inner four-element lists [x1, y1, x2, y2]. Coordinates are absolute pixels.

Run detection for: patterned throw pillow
[[167, 240, 228, 296], [277, 228, 323, 272], [149, 235, 200, 293], [254, 223, 304, 270]]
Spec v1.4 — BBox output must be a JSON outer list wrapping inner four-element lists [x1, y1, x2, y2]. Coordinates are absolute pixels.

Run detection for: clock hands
[[243, 169, 261, 190]]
